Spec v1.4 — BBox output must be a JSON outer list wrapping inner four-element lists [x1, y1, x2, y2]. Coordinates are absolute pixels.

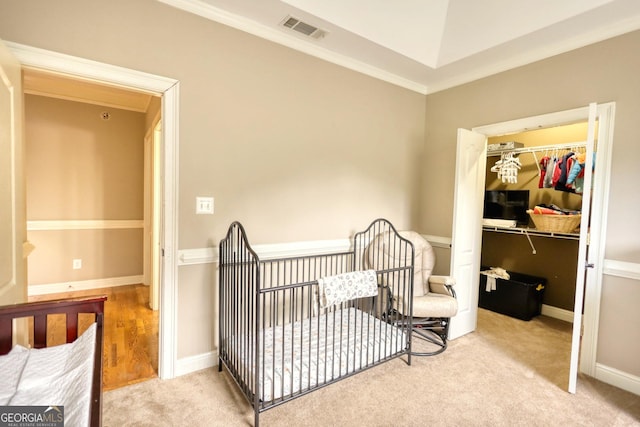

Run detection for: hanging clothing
[[567, 152, 595, 194], [538, 155, 550, 189], [543, 156, 556, 188], [553, 152, 576, 193], [567, 152, 586, 184]]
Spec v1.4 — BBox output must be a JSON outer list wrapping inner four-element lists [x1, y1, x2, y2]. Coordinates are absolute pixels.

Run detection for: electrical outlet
[[196, 196, 214, 214], [73, 259, 82, 270]]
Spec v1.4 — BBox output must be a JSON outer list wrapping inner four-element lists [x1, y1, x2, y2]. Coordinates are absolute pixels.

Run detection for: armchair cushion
[[429, 275, 456, 295], [398, 231, 435, 297], [395, 292, 458, 318], [428, 275, 455, 286]]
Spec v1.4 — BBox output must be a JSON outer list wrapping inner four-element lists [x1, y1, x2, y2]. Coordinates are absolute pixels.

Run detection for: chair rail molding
[[602, 259, 640, 281], [177, 234, 452, 266], [27, 220, 143, 231]]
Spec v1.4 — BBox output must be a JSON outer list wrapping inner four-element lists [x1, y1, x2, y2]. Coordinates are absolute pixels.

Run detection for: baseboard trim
[[541, 304, 575, 323], [595, 363, 640, 396], [175, 350, 218, 377], [28, 275, 144, 296]]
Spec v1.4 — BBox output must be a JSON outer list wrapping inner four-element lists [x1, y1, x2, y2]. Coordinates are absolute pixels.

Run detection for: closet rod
[[487, 141, 587, 157]]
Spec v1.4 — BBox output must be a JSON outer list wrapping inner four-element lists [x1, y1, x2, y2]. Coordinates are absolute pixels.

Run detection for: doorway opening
[[8, 40, 180, 380], [451, 103, 615, 393], [23, 68, 162, 389], [478, 121, 591, 390]]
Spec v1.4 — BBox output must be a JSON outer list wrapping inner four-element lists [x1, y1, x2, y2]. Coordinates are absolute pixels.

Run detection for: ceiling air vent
[[280, 15, 327, 40]]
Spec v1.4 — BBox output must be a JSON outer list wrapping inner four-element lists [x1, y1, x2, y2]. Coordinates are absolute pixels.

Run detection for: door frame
[[455, 103, 615, 385], [143, 113, 162, 312], [0, 40, 26, 308], [8, 42, 180, 380]]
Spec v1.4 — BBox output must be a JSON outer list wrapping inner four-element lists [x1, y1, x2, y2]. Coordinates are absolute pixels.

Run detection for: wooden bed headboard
[[0, 295, 107, 427]]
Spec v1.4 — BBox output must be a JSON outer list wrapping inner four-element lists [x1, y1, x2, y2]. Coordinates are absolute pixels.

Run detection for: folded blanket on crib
[[317, 270, 378, 309]]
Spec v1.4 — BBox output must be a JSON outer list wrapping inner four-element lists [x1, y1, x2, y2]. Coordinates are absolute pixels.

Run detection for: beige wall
[[0, 0, 426, 359], [25, 94, 145, 285], [423, 31, 640, 377]]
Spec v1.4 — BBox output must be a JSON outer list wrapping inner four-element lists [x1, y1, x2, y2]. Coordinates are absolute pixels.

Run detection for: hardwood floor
[[29, 284, 159, 391]]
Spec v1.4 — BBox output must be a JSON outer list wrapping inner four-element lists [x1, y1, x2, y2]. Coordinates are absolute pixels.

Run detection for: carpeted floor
[[103, 309, 640, 426]]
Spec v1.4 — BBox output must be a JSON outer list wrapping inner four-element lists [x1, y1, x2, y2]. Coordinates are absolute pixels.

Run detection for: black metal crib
[[218, 218, 415, 426]]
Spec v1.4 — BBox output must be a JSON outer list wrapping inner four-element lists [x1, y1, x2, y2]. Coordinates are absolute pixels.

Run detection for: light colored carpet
[[103, 309, 640, 426]]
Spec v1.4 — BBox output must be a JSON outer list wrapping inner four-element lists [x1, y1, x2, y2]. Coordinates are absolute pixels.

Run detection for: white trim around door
[[7, 42, 180, 380], [466, 103, 615, 392]]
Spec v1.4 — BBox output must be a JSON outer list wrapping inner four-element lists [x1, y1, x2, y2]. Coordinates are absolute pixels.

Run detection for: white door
[[449, 129, 487, 339], [568, 103, 598, 393], [0, 39, 26, 306]]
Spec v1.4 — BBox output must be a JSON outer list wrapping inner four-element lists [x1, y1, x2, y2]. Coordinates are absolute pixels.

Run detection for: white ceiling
[[158, 0, 640, 94]]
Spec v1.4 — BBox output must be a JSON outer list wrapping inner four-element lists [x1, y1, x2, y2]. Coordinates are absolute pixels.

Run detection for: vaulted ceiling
[[158, 0, 640, 93]]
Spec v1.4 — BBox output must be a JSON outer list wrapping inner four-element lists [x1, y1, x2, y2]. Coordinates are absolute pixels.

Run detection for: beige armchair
[[368, 230, 458, 356]]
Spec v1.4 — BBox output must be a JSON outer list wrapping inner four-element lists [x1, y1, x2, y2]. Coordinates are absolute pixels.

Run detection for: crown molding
[[425, 13, 640, 94], [157, 0, 427, 94]]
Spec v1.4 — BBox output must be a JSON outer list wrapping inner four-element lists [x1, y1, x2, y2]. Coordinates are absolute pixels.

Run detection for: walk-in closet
[[478, 121, 593, 386]]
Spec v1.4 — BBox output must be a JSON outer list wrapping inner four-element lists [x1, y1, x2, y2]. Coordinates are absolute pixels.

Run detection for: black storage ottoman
[[478, 269, 546, 321]]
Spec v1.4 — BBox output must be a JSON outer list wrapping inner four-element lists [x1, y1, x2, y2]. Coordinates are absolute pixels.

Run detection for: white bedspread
[[232, 307, 407, 402]]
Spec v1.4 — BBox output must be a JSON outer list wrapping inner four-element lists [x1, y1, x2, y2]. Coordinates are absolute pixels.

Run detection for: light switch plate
[[196, 196, 214, 214]]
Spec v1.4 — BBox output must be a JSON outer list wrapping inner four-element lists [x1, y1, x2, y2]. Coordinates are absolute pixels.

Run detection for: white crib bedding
[[0, 322, 96, 427], [232, 307, 407, 402]]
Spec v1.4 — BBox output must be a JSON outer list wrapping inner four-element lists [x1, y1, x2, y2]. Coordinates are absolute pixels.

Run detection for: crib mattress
[[231, 307, 407, 402]]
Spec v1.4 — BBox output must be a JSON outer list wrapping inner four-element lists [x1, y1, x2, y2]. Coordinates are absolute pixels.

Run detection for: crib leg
[[218, 358, 222, 372]]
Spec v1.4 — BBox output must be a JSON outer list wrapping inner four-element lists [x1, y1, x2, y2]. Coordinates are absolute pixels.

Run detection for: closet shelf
[[487, 141, 587, 157], [482, 225, 580, 240]]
